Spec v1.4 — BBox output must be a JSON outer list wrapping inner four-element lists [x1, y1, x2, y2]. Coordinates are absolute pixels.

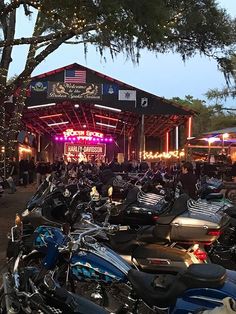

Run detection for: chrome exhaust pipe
[[2, 273, 19, 314]]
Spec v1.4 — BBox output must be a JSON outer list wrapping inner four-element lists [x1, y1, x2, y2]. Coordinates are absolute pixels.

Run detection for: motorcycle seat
[[206, 193, 223, 200], [155, 194, 189, 225], [109, 231, 139, 252], [155, 214, 176, 224], [128, 264, 226, 308], [110, 231, 137, 244]]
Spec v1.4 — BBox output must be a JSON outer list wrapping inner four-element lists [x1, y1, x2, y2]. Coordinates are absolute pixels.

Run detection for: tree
[[206, 53, 236, 101], [172, 95, 236, 139], [0, 0, 235, 158]]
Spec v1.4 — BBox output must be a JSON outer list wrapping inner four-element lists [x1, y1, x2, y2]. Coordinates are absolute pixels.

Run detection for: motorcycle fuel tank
[[70, 238, 131, 283]]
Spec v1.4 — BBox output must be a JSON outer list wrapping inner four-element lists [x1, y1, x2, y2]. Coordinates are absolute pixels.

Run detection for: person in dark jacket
[[36, 159, 47, 187], [19, 158, 29, 187], [109, 158, 122, 172], [28, 157, 35, 184], [179, 161, 198, 199]]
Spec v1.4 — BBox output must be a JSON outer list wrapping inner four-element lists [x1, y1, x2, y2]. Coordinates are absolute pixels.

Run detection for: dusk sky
[[8, 0, 236, 105]]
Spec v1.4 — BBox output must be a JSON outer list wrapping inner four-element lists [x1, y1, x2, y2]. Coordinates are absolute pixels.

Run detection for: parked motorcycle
[[15, 217, 236, 314], [12, 180, 231, 273], [2, 223, 108, 313]]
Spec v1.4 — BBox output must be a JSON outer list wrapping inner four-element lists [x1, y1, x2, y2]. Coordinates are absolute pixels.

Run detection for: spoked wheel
[[0, 284, 6, 314], [226, 188, 236, 204]]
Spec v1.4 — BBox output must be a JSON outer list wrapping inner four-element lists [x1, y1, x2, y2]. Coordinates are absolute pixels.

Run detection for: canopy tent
[[186, 127, 236, 161], [204, 127, 236, 136]]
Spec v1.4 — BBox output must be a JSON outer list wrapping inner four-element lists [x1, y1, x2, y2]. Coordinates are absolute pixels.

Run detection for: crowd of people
[[3, 155, 236, 200]]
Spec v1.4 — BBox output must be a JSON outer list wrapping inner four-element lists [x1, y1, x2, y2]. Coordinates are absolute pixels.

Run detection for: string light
[[140, 150, 185, 160]]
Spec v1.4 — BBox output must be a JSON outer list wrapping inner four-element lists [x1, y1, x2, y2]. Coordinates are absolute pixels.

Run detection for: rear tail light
[[207, 229, 222, 237], [152, 216, 159, 222], [193, 248, 208, 261]]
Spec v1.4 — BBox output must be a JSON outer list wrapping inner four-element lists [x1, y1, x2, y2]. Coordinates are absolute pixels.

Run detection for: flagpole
[[124, 122, 126, 161], [139, 114, 145, 160]]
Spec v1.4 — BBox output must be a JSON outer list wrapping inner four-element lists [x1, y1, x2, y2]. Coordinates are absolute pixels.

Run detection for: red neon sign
[[63, 129, 104, 138]]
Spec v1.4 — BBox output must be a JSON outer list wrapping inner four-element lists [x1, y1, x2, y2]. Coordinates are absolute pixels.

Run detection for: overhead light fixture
[[28, 103, 56, 109], [96, 122, 116, 129], [39, 113, 63, 119], [47, 121, 69, 127], [94, 104, 121, 112], [74, 104, 80, 108], [95, 114, 119, 122]]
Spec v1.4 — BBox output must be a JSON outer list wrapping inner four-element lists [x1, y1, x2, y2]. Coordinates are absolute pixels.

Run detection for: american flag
[[64, 70, 86, 83]]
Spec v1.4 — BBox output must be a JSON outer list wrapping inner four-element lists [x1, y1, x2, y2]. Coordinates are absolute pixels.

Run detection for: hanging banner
[[64, 143, 105, 155], [47, 82, 102, 100], [30, 81, 48, 92]]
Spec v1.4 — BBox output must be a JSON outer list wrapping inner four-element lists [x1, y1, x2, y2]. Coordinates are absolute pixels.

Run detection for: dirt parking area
[[0, 184, 35, 271]]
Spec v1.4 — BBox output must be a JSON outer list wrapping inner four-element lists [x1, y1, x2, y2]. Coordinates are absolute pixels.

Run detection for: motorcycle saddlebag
[[132, 244, 193, 273]]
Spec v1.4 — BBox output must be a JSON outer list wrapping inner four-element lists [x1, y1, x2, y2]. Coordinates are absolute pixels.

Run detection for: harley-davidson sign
[[47, 82, 102, 100], [65, 144, 105, 155]]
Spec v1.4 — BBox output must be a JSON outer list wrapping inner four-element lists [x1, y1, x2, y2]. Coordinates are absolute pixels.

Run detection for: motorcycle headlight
[[22, 209, 29, 217], [23, 207, 42, 216]]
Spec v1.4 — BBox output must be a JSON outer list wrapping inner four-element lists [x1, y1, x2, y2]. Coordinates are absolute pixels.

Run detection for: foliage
[[206, 53, 236, 101], [0, 1, 235, 71], [172, 95, 236, 137], [0, 0, 235, 159]]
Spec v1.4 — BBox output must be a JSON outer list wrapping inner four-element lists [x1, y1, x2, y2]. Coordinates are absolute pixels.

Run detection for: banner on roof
[[140, 97, 148, 108], [47, 82, 102, 100], [102, 84, 119, 95], [118, 90, 136, 101], [30, 81, 48, 92]]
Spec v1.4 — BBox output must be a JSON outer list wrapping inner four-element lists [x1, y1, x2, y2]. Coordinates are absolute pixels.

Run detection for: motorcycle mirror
[[63, 189, 71, 197], [108, 186, 113, 202], [90, 186, 100, 202]]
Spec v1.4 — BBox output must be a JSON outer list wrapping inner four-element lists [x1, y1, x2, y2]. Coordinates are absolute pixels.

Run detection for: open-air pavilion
[[15, 63, 193, 162]]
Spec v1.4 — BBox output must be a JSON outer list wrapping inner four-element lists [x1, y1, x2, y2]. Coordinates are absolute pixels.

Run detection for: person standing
[[36, 159, 48, 187], [178, 162, 198, 199], [7, 157, 18, 193], [19, 158, 29, 187], [28, 157, 35, 184]]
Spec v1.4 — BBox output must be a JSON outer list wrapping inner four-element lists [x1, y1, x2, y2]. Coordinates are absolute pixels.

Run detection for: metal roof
[[21, 62, 193, 137]]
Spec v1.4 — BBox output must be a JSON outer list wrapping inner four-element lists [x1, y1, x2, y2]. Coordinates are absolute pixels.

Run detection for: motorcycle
[[12, 182, 230, 272], [15, 216, 236, 314], [2, 222, 108, 313]]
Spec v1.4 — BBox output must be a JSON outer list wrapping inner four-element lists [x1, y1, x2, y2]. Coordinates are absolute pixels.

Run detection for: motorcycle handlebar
[[61, 223, 125, 251]]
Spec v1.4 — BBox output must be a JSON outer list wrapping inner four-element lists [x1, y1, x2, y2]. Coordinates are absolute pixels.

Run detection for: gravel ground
[[0, 184, 35, 271]]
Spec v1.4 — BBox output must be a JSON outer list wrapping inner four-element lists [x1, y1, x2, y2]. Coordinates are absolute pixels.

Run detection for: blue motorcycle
[[2, 226, 108, 314], [20, 219, 236, 314]]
